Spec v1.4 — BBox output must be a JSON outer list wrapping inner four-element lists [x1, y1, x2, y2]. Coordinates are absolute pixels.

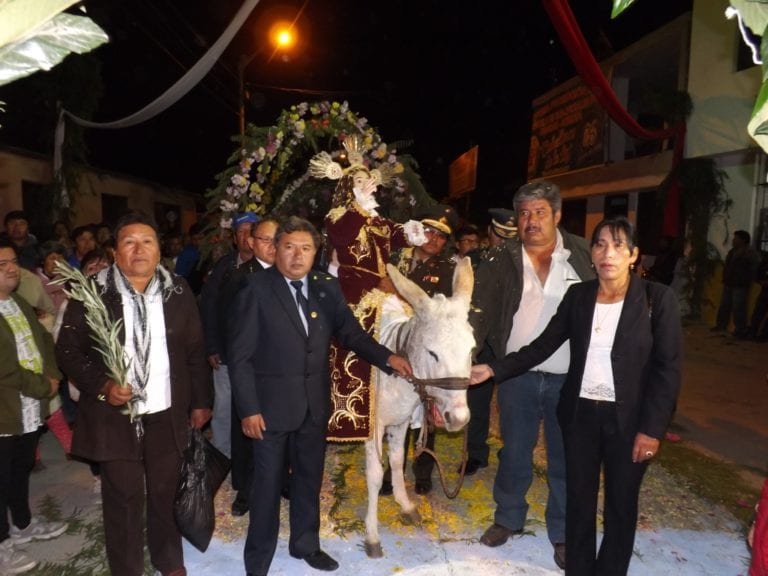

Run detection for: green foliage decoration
[[611, 0, 638, 19], [728, 1, 768, 152], [205, 100, 433, 236]]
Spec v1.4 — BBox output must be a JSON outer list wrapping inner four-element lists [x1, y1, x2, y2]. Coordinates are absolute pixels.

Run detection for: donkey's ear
[[451, 256, 474, 307], [386, 263, 431, 311]]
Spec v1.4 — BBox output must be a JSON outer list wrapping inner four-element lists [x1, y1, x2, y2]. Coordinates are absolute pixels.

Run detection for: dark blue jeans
[[494, 371, 566, 544]]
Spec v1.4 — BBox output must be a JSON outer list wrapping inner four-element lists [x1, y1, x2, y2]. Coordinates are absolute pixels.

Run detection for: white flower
[[220, 200, 239, 212], [220, 217, 233, 229]]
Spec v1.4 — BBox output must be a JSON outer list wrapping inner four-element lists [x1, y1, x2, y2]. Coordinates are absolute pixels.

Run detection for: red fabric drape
[[751, 478, 768, 576], [543, 0, 685, 236]]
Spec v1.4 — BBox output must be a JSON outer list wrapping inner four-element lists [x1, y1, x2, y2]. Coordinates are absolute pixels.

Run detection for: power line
[[114, 1, 238, 116]]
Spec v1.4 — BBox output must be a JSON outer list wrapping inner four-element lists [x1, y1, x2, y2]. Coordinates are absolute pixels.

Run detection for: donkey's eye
[[428, 350, 439, 362]]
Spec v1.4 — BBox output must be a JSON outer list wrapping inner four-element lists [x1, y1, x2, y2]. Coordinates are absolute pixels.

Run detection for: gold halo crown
[[307, 134, 396, 187]]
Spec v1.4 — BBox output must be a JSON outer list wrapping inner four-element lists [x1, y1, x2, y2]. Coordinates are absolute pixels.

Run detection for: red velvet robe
[[325, 202, 409, 441]]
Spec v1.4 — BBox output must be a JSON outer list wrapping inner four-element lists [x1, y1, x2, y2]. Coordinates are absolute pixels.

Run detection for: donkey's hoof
[[400, 507, 421, 526], [364, 541, 384, 558]]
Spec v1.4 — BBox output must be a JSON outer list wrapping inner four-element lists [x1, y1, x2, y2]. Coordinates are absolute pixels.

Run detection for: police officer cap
[[417, 204, 459, 236], [488, 208, 517, 239]]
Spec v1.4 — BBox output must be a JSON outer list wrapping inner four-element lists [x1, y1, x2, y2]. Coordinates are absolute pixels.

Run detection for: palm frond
[[52, 261, 137, 422]]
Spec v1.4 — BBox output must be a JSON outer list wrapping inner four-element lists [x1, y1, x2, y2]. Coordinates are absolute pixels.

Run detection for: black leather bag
[[173, 427, 231, 552]]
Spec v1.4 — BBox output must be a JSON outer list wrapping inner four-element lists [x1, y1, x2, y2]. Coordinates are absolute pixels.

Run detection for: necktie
[[290, 280, 309, 323]]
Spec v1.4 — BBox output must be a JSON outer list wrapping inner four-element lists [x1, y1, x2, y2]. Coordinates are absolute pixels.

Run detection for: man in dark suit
[[227, 217, 279, 516], [228, 216, 412, 576], [201, 212, 256, 459]]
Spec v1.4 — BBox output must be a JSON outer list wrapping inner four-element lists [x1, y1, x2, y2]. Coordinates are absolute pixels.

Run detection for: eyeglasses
[[252, 236, 274, 244], [424, 227, 448, 239]]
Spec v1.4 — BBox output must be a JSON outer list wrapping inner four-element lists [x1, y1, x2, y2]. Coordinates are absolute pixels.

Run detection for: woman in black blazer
[[471, 217, 682, 575]]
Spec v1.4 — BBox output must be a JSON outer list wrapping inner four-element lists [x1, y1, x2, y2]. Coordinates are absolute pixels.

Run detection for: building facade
[[0, 146, 199, 240], [527, 0, 763, 322]]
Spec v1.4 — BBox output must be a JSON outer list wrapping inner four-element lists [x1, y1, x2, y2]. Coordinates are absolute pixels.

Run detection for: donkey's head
[[385, 257, 474, 432]]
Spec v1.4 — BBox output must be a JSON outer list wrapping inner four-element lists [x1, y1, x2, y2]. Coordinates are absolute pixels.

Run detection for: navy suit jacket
[[490, 275, 682, 440], [227, 266, 393, 431]]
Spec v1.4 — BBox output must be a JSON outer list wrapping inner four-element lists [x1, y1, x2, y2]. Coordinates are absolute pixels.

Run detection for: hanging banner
[[527, 81, 605, 179], [448, 145, 478, 199]]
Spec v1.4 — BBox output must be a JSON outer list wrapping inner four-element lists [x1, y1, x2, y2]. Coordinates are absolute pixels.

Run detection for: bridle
[[393, 321, 471, 499]]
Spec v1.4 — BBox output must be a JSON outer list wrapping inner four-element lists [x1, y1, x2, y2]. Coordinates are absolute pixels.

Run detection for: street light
[[238, 23, 297, 141]]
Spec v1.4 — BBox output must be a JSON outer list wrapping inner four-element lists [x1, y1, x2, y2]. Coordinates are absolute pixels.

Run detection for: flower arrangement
[[206, 100, 432, 232]]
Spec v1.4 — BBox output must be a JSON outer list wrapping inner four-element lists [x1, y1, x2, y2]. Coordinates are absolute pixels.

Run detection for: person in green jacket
[[0, 238, 66, 575]]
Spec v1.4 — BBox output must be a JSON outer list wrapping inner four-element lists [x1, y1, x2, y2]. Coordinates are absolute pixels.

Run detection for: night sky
[[0, 0, 692, 221]]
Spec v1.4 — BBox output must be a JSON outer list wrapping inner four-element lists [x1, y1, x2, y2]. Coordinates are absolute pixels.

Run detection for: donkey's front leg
[[364, 433, 385, 558], [388, 422, 421, 526]]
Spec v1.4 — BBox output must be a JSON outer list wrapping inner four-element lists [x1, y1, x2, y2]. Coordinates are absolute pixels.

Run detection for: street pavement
[[20, 320, 762, 575]]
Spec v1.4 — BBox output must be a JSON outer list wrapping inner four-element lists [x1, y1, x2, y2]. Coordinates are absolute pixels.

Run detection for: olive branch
[[52, 260, 137, 422]]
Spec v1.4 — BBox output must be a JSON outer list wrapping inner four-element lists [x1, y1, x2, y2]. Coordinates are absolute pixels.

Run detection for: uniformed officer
[[382, 204, 459, 495]]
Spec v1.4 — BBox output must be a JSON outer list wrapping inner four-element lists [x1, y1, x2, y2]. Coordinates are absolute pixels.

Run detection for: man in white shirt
[[471, 182, 594, 570]]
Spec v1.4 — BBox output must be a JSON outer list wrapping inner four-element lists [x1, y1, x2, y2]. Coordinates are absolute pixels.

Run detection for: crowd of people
[[4, 172, 765, 575]]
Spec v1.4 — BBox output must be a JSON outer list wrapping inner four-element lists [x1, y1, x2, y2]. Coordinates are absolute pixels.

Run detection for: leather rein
[[393, 321, 471, 499]]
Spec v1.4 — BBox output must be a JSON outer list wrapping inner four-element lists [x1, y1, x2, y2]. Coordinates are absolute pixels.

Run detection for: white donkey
[[363, 258, 475, 558]]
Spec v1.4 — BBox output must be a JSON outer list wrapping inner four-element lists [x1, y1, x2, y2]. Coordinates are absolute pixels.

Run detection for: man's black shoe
[[291, 549, 339, 571], [379, 480, 393, 496], [231, 492, 249, 517], [461, 458, 488, 476], [415, 478, 432, 495]]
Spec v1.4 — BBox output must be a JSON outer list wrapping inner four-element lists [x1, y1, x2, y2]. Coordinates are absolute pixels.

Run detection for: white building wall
[[0, 149, 198, 232], [709, 155, 759, 258], [687, 0, 760, 158], [688, 0, 763, 251]]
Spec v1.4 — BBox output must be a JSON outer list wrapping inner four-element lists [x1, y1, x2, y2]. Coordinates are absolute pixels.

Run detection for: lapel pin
[[310, 311, 318, 319]]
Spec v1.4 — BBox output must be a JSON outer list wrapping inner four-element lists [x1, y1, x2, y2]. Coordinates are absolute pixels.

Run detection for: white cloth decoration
[[403, 220, 426, 247]]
